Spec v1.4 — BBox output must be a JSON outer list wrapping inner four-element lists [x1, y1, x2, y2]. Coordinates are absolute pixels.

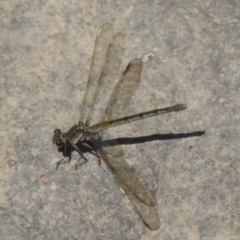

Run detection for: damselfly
[[52, 23, 189, 230]]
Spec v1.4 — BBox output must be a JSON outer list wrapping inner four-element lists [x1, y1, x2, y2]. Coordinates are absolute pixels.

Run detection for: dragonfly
[[52, 22, 187, 231]]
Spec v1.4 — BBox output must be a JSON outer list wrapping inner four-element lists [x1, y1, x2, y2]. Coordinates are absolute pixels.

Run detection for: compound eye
[[54, 129, 61, 135]]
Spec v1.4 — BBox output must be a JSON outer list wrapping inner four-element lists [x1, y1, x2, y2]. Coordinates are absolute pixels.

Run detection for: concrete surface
[[0, 0, 240, 239]]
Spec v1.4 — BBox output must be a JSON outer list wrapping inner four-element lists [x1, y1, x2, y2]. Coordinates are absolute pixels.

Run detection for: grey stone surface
[[1, 0, 240, 239]]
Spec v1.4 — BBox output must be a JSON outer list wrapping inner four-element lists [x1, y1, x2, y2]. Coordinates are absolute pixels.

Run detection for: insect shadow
[[57, 131, 205, 164]]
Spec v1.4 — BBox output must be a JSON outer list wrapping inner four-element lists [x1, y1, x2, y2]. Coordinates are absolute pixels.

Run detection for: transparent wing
[[80, 22, 113, 124], [100, 58, 142, 129], [80, 23, 124, 125], [88, 32, 124, 125], [99, 146, 157, 206], [98, 146, 160, 230]]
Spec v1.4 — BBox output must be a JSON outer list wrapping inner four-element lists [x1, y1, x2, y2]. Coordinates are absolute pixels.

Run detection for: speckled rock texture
[[1, 1, 239, 239]]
